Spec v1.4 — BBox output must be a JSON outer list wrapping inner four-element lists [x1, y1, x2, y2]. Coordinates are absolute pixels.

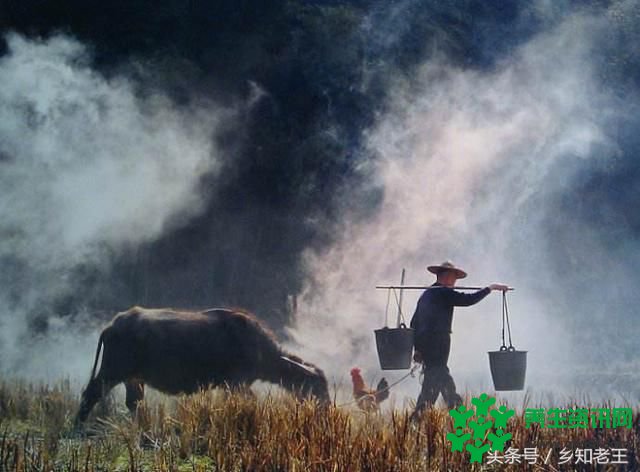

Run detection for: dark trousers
[[412, 332, 462, 418]]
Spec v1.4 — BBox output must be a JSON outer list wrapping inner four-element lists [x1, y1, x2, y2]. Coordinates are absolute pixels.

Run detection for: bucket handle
[[499, 345, 516, 352]]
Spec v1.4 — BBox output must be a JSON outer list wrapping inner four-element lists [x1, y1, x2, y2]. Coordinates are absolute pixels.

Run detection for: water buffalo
[[76, 306, 330, 423]]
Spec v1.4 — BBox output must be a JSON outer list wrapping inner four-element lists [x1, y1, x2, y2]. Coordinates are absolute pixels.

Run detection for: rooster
[[349, 367, 390, 412]]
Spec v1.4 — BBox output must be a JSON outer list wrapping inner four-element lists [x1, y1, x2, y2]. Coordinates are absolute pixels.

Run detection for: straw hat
[[427, 261, 467, 279]]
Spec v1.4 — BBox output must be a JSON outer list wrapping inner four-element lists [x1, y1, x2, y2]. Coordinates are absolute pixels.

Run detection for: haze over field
[[1, 0, 639, 403]]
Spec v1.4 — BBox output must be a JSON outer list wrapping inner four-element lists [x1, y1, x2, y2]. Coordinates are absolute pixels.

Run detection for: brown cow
[[76, 306, 330, 424]]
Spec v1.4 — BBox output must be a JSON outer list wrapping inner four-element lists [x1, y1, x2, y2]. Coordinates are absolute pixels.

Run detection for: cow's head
[[280, 356, 330, 404]]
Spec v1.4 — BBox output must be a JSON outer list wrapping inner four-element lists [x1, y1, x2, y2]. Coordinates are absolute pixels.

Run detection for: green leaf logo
[[446, 393, 515, 463]]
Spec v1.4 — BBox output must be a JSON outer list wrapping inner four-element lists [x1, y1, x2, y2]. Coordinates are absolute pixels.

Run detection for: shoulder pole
[[376, 285, 514, 291]]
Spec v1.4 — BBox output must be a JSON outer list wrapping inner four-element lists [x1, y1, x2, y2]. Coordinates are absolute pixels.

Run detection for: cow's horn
[[281, 356, 317, 375]]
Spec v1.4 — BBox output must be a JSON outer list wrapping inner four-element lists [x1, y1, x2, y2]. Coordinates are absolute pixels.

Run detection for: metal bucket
[[374, 324, 414, 370], [488, 346, 527, 391]]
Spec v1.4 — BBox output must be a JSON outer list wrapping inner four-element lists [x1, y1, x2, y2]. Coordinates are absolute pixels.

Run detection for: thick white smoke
[[289, 9, 630, 406], [0, 34, 226, 382]]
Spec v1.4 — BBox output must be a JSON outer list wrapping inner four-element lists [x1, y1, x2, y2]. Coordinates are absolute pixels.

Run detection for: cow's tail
[[89, 332, 105, 381]]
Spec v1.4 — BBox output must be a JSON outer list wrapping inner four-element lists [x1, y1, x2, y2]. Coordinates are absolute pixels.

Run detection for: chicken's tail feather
[[375, 377, 390, 404]]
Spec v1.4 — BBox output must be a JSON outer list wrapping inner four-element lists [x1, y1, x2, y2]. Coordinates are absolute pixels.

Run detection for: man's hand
[[413, 350, 423, 364], [489, 283, 510, 292]]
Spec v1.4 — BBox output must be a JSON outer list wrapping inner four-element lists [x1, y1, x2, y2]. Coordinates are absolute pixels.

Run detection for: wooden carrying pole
[[377, 285, 514, 291]]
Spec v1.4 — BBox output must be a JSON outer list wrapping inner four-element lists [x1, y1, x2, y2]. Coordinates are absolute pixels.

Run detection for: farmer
[[410, 261, 508, 420]]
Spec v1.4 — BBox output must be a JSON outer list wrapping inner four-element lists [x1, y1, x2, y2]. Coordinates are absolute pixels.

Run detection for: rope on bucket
[[501, 291, 514, 350], [391, 288, 407, 326], [382, 269, 407, 328], [383, 287, 392, 327], [335, 363, 420, 408], [395, 268, 406, 327]]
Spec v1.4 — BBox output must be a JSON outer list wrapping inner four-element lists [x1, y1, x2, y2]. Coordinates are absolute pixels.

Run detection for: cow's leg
[[125, 380, 145, 416], [75, 374, 118, 425]]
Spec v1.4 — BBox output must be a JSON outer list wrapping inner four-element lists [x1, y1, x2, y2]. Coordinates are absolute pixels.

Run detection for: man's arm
[[410, 292, 426, 329], [445, 283, 509, 306], [445, 287, 491, 306]]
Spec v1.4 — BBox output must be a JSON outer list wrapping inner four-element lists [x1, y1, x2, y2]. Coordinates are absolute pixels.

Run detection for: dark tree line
[[1, 0, 639, 331]]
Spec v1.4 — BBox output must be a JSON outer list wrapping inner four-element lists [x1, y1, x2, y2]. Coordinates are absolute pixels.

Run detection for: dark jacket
[[410, 283, 490, 361]]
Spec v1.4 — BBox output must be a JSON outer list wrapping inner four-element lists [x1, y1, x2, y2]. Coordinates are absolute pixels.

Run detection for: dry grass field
[[0, 380, 637, 471]]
